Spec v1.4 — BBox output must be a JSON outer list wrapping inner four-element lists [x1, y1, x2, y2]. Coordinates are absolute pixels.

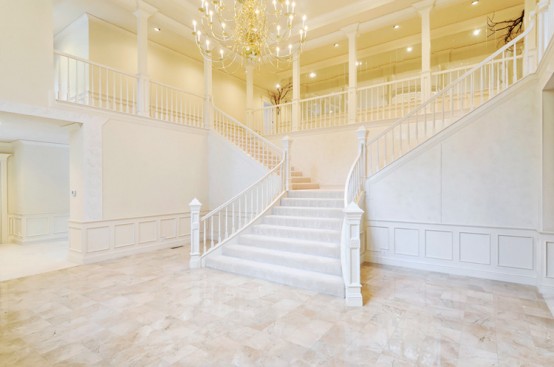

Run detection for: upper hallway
[[0, 0, 536, 126]]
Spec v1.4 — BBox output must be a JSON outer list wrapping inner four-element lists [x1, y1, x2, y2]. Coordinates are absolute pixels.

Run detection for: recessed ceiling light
[[154, 27, 161, 32], [393, 24, 400, 30], [406, 46, 413, 52], [471, 0, 479, 5], [356, 61, 362, 66], [473, 29, 481, 36], [309, 72, 317, 78], [276, 83, 281, 89], [333, 43, 340, 48]]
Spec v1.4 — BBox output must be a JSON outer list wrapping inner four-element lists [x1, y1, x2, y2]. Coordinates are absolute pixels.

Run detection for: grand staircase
[[205, 189, 344, 296]]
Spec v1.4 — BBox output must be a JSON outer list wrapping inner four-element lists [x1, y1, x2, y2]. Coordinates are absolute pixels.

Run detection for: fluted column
[[343, 24, 359, 124], [134, 0, 157, 117], [413, 0, 434, 101]]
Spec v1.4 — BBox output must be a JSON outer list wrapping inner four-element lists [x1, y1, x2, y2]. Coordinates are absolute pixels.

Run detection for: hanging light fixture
[[192, 0, 308, 68]]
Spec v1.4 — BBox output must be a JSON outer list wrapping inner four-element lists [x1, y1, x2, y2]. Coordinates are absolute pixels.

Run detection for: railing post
[[357, 125, 367, 178], [282, 136, 292, 191], [189, 198, 202, 269], [344, 202, 364, 307], [292, 52, 300, 131]]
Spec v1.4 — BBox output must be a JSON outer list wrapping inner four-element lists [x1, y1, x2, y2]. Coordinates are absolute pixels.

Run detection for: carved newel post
[[189, 198, 202, 269], [344, 202, 364, 307]]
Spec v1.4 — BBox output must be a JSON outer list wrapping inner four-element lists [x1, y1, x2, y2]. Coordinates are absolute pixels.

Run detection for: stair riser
[[287, 191, 344, 199], [291, 177, 312, 183], [238, 236, 340, 258], [272, 207, 343, 219], [250, 226, 340, 242], [222, 246, 342, 276], [263, 216, 342, 230], [205, 258, 344, 297], [280, 198, 343, 208]]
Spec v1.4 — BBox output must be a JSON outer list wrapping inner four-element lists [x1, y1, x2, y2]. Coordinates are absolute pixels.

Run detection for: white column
[[204, 57, 213, 129], [0, 154, 10, 244], [414, 0, 434, 101], [525, 0, 538, 73], [291, 52, 300, 131], [246, 63, 254, 127], [189, 198, 202, 269], [282, 136, 292, 191], [342, 24, 359, 124], [134, 1, 157, 117], [344, 202, 364, 307]]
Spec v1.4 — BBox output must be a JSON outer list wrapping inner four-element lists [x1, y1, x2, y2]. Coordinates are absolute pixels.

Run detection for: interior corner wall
[[0, 0, 54, 107], [102, 119, 209, 220], [54, 14, 90, 59], [207, 132, 267, 210]]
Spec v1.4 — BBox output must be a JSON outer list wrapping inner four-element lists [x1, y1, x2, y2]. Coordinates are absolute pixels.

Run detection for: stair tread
[[253, 223, 340, 234], [239, 233, 340, 248], [265, 214, 342, 222]]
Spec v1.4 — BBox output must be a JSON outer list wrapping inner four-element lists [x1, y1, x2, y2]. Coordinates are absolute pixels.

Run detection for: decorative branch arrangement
[[487, 10, 525, 45], [268, 82, 292, 106]]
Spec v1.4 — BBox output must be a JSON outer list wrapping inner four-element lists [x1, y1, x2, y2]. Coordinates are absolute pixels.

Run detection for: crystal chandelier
[[192, 0, 308, 67]]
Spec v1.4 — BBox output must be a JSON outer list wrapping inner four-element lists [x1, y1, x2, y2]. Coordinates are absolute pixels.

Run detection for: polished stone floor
[[1, 247, 553, 366]]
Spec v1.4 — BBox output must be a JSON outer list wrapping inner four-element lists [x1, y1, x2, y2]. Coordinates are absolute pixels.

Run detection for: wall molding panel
[[365, 220, 541, 287], [8, 213, 69, 244], [68, 212, 191, 263]]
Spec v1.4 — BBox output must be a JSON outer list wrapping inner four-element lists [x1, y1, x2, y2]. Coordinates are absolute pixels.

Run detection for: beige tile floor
[[1, 247, 553, 366]]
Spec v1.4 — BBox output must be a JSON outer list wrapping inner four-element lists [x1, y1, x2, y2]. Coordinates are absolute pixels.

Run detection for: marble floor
[[1, 247, 553, 367], [0, 241, 78, 281]]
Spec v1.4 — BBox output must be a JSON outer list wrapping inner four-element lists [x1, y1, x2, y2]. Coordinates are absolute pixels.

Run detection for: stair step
[[291, 177, 312, 183], [272, 206, 343, 218], [205, 255, 344, 297], [287, 190, 344, 199], [280, 197, 343, 208], [291, 170, 303, 177], [263, 215, 342, 230], [238, 234, 340, 258], [291, 183, 320, 190], [222, 244, 342, 275], [249, 224, 340, 242]]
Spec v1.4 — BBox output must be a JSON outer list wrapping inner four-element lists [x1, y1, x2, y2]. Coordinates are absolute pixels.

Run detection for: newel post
[[189, 198, 202, 269], [282, 136, 292, 191], [344, 202, 364, 307], [357, 125, 367, 177]]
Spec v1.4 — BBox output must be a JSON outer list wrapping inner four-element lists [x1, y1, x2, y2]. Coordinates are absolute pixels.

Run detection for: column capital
[[341, 23, 359, 38], [134, 0, 158, 18], [412, 0, 435, 14]]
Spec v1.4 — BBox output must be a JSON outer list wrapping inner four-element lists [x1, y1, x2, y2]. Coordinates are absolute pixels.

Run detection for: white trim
[[0, 154, 10, 243]]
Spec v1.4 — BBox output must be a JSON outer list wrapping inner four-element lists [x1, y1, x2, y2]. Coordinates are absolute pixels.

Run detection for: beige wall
[[102, 118, 209, 220], [0, 0, 53, 107]]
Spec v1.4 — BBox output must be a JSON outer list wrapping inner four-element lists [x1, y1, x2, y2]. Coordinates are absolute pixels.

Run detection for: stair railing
[[189, 107, 289, 268], [212, 107, 283, 169], [340, 126, 367, 307], [149, 81, 204, 127], [365, 17, 535, 177]]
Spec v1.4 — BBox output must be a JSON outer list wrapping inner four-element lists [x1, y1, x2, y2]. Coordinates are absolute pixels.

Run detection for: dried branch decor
[[487, 10, 525, 45]]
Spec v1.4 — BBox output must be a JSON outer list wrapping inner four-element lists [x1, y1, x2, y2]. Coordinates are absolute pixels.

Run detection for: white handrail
[[213, 106, 283, 169], [54, 51, 138, 113], [198, 158, 287, 257], [149, 81, 204, 127], [365, 19, 533, 177]]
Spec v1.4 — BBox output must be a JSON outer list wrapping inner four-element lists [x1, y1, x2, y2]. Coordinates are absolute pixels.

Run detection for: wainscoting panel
[[68, 212, 191, 263], [459, 232, 491, 265], [114, 223, 135, 248], [425, 230, 453, 260], [365, 220, 539, 286], [498, 235, 534, 270], [394, 228, 419, 257], [8, 213, 69, 244]]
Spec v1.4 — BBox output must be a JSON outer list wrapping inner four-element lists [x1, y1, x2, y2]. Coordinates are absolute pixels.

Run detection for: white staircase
[[290, 168, 320, 190], [205, 190, 345, 297]]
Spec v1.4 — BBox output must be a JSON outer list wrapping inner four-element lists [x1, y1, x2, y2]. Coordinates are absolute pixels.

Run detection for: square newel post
[[344, 202, 364, 307], [282, 136, 292, 191], [189, 198, 202, 269], [357, 125, 367, 178]]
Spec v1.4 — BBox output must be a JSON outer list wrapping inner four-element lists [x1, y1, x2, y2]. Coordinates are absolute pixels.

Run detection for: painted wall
[[54, 14, 89, 58], [207, 132, 267, 209], [102, 118, 208, 220], [0, 0, 53, 107], [8, 141, 69, 215], [543, 89, 554, 233]]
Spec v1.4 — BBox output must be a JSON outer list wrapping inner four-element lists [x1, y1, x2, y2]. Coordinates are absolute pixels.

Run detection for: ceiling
[[53, 0, 526, 89]]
